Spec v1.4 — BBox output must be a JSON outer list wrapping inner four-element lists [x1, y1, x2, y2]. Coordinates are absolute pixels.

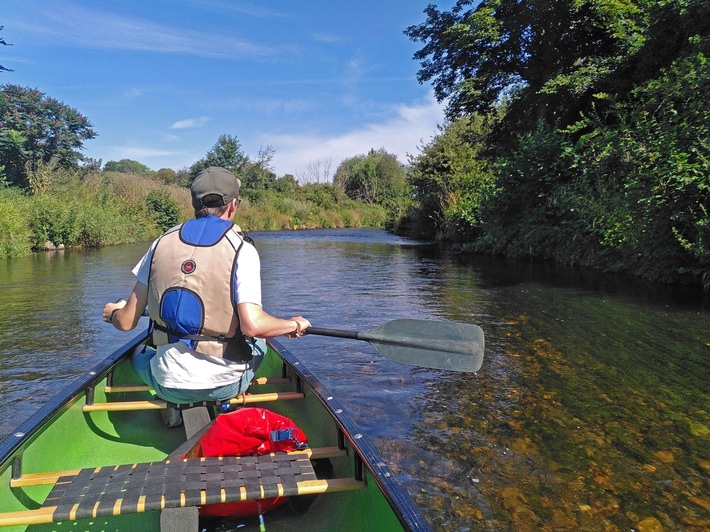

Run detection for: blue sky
[[2, 1, 452, 179]]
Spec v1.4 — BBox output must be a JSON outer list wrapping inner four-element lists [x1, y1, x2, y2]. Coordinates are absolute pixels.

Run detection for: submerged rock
[[636, 516, 663, 532]]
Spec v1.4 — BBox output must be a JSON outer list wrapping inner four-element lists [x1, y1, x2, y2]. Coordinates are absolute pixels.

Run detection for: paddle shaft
[[305, 327, 359, 340]]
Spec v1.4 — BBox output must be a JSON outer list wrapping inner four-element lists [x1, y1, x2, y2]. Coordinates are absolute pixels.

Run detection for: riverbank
[[0, 170, 388, 259]]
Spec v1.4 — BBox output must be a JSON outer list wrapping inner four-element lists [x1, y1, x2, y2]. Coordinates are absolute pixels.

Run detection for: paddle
[[305, 319, 484, 373]]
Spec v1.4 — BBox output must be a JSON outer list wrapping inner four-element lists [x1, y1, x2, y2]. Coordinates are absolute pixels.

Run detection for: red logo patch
[[181, 259, 196, 274]]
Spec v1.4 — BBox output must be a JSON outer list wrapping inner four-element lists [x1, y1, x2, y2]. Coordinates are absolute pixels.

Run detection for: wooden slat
[[104, 376, 290, 394], [0, 476, 363, 527], [10, 447, 347, 488], [82, 391, 304, 412]]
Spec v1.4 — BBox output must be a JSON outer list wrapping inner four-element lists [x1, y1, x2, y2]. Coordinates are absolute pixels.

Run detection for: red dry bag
[[182, 407, 308, 518]]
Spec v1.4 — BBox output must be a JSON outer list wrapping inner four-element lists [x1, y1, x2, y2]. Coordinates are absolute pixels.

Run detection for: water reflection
[[0, 229, 707, 530]]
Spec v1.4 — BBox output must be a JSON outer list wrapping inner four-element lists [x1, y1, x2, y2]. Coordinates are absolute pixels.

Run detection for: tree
[[104, 158, 153, 175], [405, 0, 648, 129], [298, 158, 332, 184], [1, 26, 12, 74], [334, 149, 408, 208], [189, 134, 248, 180], [274, 174, 299, 193], [0, 84, 96, 188], [240, 146, 277, 190], [406, 115, 495, 240]]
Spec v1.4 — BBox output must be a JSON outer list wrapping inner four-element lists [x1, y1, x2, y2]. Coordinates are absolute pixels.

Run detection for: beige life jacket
[[147, 220, 252, 361]]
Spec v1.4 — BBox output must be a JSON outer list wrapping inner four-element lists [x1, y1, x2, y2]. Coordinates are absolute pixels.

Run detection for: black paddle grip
[[304, 327, 359, 340]]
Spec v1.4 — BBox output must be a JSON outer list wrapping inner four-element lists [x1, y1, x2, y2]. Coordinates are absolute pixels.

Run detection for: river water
[[0, 228, 708, 530]]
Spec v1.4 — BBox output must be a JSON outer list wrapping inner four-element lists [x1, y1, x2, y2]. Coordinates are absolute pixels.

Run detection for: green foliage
[[406, 0, 648, 129], [478, 42, 709, 284], [334, 149, 409, 209], [562, 47, 709, 282], [146, 190, 181, 231], [401, 115, 495, 241], [241, 161, 277, 190], [0, 84, 95, 188], [189, 134, 248, 180], [104, 159, 153, 175], [234, 185, 386, 231], [298, 183, 347, 210], [152, 168, 191, 187], [274, 174, 299, 193], [0, 187, 31, 258], [241, 145, 278, 190]]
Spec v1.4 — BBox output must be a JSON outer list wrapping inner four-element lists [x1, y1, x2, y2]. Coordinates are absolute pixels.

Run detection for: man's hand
[[103, 299, 127, 324]]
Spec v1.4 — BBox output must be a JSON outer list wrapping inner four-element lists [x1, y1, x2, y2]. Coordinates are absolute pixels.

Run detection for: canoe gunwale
[[268, 338, 431, 532], [0, 330, 149, 474]]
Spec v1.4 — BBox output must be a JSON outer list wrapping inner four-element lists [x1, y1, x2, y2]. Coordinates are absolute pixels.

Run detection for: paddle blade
[[360, 319, 484, 373]]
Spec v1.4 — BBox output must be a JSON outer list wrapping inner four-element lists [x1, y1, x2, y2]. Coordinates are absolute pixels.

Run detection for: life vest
[[147, 216, 253, 361]]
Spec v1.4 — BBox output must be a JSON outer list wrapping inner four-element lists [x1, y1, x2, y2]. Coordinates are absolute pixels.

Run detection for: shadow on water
[[397, 247, 710, 530]]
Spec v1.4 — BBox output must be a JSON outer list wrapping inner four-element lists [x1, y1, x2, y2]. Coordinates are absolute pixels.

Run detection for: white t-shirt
[[132, 230, 263, 389]]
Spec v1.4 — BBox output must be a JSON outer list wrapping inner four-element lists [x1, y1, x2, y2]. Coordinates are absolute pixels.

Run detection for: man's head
[[191, 167, 240, 217]]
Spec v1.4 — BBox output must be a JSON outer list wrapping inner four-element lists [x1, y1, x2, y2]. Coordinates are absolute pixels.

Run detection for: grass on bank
[[0, 170, 388, 259]]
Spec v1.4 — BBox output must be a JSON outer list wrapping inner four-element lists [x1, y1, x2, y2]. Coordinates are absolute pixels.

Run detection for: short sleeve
[[234, 241, 262, 306], [132, 238, 160, 285]]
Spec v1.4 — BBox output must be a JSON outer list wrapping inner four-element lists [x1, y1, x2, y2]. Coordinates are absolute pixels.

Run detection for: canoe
[[0, 330, 431, 531]]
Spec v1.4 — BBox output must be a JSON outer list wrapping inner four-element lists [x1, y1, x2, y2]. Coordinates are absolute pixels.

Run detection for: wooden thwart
[[83, 391, 305, 412], [1, 453, 362, 527], [104, 376, 290, 394]]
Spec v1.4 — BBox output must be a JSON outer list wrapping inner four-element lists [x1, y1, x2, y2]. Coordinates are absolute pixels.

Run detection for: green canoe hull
[[0, 331, 429, 531]]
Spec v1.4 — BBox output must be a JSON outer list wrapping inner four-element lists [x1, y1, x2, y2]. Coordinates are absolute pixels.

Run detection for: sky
[[2, 1, 451, 180]]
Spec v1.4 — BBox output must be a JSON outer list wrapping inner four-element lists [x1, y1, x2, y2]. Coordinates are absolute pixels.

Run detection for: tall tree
[[0, 84, 96, 188], [405, 0, 648, 129], [407, 115, 495, 240], [189, 134, 249, 180], [104, 158, 153, 175], [334, 149, 408, 208]]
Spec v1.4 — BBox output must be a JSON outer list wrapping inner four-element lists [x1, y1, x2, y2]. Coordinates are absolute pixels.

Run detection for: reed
[[0, 170, 388, 258]]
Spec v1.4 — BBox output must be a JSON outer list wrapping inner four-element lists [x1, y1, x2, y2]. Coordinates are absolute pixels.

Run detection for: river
[[0, 228, 708, 530]]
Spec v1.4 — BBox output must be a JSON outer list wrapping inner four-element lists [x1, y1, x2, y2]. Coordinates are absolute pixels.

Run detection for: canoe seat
[[1, 453, 362, 527]]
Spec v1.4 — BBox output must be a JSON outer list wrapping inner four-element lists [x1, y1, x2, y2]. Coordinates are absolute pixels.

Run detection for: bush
[[0, 187, 31, 257], [146, 190, 181, 231]]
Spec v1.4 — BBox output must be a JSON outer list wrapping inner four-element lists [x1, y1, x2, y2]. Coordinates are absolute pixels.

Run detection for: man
[[103, 166, 310, 413]]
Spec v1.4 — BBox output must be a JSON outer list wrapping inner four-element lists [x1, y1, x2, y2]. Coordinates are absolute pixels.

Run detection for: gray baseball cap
[[191, 167, 240, 210]]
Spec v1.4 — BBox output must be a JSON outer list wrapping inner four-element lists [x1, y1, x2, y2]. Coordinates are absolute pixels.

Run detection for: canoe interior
[[0, 335, 424, 531]]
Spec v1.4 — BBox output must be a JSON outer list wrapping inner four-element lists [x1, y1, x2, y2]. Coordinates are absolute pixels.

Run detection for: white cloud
[[14, 4, 285, 58], [170, 116, 211, 129], [268, 94, 445, 178]]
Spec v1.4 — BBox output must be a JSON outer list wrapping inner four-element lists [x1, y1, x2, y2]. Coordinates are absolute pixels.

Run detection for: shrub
[[146, 190, 181, 231], [0, 187, 31, 257]]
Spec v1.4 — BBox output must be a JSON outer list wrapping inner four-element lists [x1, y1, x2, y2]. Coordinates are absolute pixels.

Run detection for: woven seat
[[44, 454, 317, 522]]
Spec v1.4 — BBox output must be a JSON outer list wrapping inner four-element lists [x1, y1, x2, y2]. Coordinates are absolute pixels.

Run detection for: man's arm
[[237, 302, 310, 338], [102, 281, 149, 331]]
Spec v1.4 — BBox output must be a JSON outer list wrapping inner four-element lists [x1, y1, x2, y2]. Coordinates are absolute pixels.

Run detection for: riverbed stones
[[654, 450, 675, 463], [636, 516, 663, 532]]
